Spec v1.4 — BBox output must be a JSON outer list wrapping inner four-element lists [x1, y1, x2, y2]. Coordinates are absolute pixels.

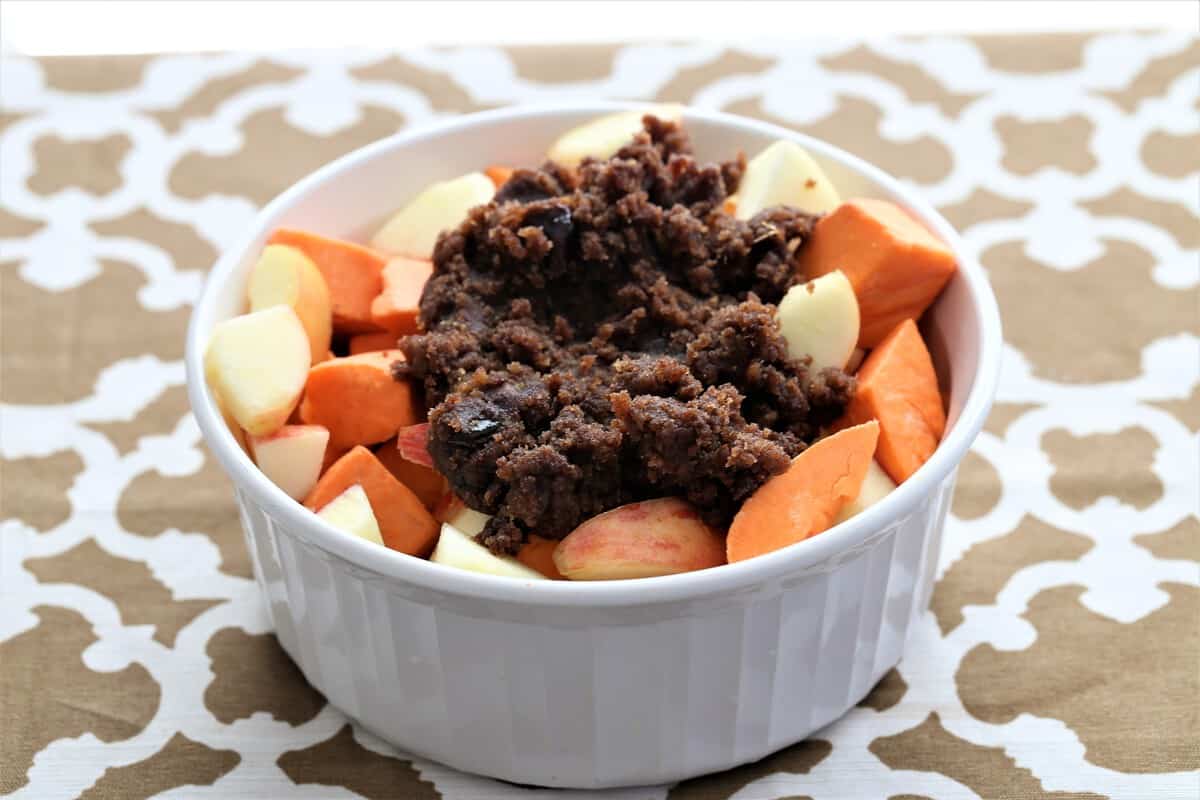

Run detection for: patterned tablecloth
[[1, 33, 1197, 800]]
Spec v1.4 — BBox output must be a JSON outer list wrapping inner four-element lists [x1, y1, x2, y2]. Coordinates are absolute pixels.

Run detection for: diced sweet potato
[[834, 318, 946, 484], [322, 442, 350, 473], [268, 228, 388, 334], [348, 332, 398, 355], [433, 492, 464, 524], [517, 535, 566, 579], [369, 257, 432, 336], [374, 438, 446, 510], [485, 165, 514, 188], [727, 420, 880, 563], [304, 446, 438, 556], [298, 350, 420, 450], [797, 198, 957, 347]]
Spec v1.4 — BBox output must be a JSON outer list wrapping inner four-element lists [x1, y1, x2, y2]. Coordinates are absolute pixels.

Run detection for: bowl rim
[[186, 101, 1002, 608]]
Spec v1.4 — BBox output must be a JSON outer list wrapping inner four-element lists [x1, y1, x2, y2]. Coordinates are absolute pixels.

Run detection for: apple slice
[[833, 459, 897, 525], [249, 424, 330, 500], [247, 244, 333, 363], [395, 422, 434, 468], [204, 305, 310, 436], [448, 503, 490, 537], [553, 498, 726, 580], [370, 172, 495, 259], [431, 493, 493, 535], [777, 269, 860, 372], [735, 140, 841, 219], [315, 484, 384, 545], [431, 522, 546, 580], [547, 105, 684, 167]]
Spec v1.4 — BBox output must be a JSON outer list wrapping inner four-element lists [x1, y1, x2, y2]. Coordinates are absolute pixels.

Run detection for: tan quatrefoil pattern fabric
[[2, 35, 1198, 799]]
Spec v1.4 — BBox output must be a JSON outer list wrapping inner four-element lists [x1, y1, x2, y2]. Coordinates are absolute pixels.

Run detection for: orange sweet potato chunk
[[321, 442, 351, 473], [348, 332, 398, 355], [727, 420, 880, 563], [835, 318, 946, 484], [797, 198, 957, 347], [517, 535, 566, 579], [305, 446, 438, 556], [369, 257, 432, 336], [375, 438, 446, 511], [485, 166, 514, 188], [268, 228, 388, 334], [298, 350, 420, 450]]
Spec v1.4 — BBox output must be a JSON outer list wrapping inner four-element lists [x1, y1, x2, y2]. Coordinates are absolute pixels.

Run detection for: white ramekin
[[186, 103, 1001, 789]]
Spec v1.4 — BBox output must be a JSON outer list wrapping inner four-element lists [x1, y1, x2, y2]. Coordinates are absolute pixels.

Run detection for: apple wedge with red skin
[[553, 497, 726, 580], [396, 422, 434, 468]]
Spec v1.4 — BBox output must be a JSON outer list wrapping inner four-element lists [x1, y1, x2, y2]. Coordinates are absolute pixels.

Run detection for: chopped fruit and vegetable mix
[[205, 110, 957, 580]]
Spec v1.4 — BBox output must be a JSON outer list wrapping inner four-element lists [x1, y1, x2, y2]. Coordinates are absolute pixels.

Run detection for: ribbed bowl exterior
[[234, 468, 955, 789], [188, 105, 1001, 790]]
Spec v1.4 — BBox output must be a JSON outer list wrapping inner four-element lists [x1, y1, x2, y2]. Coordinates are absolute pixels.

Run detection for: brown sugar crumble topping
[[399, 116, 854, 554]]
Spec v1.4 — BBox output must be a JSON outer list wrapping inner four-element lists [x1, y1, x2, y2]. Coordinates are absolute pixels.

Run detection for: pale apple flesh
[[833, 459, 897, 525], [370, 172, 495, 259], [448, 506, 490, 538], [735, 139, 841, 219], [204, 305, 311, 436], [777, 269, 861, 372], [249, 424, 330, 501], [431, 522, 546, 580], [547, 105, 684, 167], [432, 493, 492, 535], [247, 244, 333, 364], [553, 497, 726, 580], [316, 484, 384, 545]]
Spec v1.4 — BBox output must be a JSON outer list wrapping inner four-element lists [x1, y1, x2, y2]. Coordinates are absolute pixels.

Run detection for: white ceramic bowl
[[186, 103, 1001, 789]]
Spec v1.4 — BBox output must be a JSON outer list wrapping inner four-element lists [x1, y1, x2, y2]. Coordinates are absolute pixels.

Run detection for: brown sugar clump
[[400, 117, 854, 553]]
